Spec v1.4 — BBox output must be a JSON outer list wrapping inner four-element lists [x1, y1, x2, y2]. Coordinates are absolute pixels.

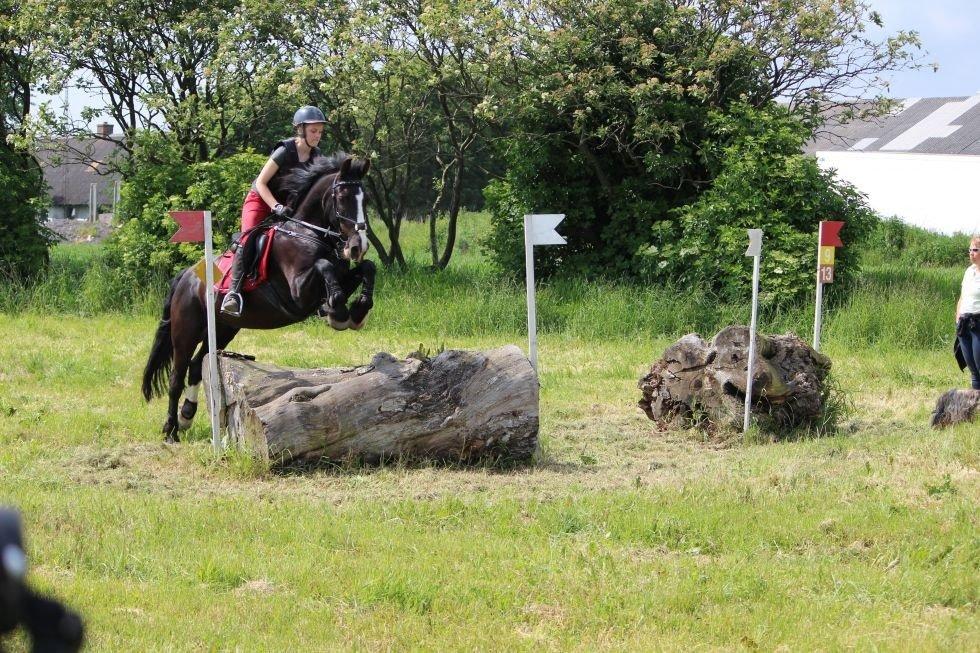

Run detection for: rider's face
[[302, 123, 324, 147]]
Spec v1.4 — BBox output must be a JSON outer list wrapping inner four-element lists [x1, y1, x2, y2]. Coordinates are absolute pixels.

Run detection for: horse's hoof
[[328, 316, 351, 331], [163, 419, 180, 443], [178, 400, 197, 431], [349, 296, 372, 326]]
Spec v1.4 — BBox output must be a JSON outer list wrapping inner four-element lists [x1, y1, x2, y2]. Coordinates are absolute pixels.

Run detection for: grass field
[[0, 216, 977, 650]]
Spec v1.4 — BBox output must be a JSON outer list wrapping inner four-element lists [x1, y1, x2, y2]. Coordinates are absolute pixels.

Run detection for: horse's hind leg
[[179, 324, 239, 431], [164, 333, 198, 442]]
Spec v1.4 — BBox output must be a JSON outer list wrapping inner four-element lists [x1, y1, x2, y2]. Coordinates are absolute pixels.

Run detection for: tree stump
[[203, 345, 538, 464], [929, 389, 980, 428], [638, 326, 832, 431]]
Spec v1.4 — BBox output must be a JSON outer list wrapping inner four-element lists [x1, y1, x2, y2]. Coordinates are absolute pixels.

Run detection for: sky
[[40, 0, 980, 129], [870, 0, 980, 98]]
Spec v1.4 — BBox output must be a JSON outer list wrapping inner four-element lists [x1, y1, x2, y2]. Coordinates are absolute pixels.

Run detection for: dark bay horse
[[141, 154, 375, 441]]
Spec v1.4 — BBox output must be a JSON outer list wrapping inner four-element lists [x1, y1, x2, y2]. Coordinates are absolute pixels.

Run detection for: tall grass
[[1, 214, 968, 350], [0, 244, 167, 315]]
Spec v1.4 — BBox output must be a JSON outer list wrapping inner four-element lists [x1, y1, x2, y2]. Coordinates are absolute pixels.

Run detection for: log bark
[[204, 345, 538, 464], [930, 389, 980, 428], [638, 326, 832, 431]]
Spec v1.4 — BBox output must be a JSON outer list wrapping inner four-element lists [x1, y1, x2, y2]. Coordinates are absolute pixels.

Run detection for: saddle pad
[[214, 227, 277, 294]]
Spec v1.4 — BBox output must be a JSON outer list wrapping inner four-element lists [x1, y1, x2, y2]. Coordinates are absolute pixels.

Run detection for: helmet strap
[[297, 125, 312, 151]]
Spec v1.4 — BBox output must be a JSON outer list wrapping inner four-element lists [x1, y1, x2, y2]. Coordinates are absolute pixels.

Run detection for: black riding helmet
[[293, 106, 326, 126], [293, 106, 326, 150]]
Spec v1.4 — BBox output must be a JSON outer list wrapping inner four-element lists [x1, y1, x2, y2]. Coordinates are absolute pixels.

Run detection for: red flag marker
[[819, 220, 844, 247], [169, 211, 207, 243]]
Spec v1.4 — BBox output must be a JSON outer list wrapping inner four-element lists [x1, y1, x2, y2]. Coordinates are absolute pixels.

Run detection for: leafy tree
[[0, 1, 54, 279], [288, 0, 440, 268], [26, 0, 290, 165], [653, 104, 876, 305], [486, 0, 765, 277], [485, 0, 917, 302], [390, 0, 509, 269], [287, 0, 506, 269]]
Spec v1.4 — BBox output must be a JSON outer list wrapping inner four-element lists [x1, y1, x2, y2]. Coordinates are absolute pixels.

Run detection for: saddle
[[215, 227, 277, 294]]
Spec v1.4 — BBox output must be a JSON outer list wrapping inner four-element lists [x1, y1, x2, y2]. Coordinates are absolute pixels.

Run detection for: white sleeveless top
[[961, 265, 980, 315]]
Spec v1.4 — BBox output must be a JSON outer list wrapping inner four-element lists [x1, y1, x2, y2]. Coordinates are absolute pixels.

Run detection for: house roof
[[36, 137, 124, 207], [805, 94, 980, 156]]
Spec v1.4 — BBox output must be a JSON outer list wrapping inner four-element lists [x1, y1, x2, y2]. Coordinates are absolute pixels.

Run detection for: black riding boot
[[220, 236, 255, 317]]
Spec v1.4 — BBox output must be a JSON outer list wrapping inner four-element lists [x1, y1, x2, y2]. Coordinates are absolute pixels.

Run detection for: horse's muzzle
[[344, 232, 368, 263]]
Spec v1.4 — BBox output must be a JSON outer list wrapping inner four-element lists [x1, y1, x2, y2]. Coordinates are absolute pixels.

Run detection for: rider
[[220, 106, 327, 317]]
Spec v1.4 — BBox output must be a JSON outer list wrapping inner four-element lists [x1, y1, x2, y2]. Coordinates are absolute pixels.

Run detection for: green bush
[[0, 145, 55, 279], [487, 103, 877, 306], [482, 0, 763, 280], [649, 105, 877, 306], [861, 217, 969, 268], [105, 134, 264, 284]]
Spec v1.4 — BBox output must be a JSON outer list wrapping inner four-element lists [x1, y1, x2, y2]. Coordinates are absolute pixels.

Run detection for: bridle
[[278, 173, 367, 256], [328, 179, 368, 253]]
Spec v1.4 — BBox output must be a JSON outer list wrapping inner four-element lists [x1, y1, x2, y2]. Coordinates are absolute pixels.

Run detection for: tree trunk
[[638, 326, 832, 432], [204, 345, 539, 465]]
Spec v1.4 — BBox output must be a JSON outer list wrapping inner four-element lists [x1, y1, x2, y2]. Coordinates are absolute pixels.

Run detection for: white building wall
[[816, 151, 980, 236]]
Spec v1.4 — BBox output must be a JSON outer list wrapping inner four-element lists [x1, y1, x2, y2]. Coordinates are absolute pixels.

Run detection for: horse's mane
[[281, 151, 350, 206]]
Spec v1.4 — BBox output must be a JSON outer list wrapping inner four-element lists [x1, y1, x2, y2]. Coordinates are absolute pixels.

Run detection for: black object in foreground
[[0, 508, 84, 653]]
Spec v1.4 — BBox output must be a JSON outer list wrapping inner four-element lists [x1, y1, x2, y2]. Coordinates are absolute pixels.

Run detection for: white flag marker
[[524, 214, 566, 374], [744, 229, 763, 434]]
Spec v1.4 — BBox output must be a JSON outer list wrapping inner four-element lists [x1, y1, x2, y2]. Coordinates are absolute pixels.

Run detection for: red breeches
[[241, 190, 271, 231]]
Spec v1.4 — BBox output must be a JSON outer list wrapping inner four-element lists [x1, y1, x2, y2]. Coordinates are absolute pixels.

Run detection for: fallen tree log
[[929, 389, 980, 428], [638, 326, 832, 432], [203, 345, 538, 464]]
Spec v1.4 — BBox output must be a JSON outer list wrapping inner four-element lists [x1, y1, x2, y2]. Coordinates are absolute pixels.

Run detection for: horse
[[141, 153, 375, 442]]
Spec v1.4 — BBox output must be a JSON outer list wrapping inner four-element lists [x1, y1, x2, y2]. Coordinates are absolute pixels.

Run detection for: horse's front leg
[[346, 260, 376, 330], [313, 259, 351, 330]]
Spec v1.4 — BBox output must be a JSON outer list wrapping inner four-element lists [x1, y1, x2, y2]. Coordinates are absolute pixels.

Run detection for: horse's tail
[[141, 274, 180, 401]]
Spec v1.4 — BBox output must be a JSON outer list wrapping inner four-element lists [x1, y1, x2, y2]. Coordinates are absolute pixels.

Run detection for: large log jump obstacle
[[203, 345, 538, 465]]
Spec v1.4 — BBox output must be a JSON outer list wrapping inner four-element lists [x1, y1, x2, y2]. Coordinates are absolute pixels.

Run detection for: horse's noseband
[[330, 180, 368, 253]]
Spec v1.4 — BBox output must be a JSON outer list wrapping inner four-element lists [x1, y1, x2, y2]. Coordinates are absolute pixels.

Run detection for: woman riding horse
[[141, 152, 375, 442], [221, 105, 328, 317]]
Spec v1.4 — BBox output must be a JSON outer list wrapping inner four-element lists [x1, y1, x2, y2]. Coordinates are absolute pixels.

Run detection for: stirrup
[[220, 292, 243, 317]]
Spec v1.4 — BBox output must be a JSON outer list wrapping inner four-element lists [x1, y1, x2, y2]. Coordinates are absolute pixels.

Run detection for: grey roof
[[36, 137, 124, 206], [805, 94, 980, 156]]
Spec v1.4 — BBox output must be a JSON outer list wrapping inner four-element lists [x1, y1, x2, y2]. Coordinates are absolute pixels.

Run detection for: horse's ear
[[339, 157, 353, 179], [348, 158, 370, 180]]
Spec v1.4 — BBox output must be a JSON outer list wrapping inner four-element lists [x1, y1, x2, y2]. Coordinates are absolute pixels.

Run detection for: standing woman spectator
[[955, 235, 980, 389]]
